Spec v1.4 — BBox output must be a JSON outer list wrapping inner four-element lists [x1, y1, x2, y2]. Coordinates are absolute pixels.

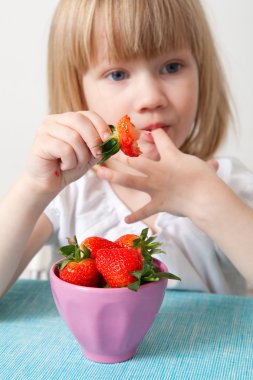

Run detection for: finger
[[78, 111, 112, 141], [151, 128, 177, 158], [95, 165, 148, 191], [55, 112, 109, 158], [37, 135, 78, 171], [124, 201, 158, 224], [110, 153, 153, 175], [46, 123, 93, 165]]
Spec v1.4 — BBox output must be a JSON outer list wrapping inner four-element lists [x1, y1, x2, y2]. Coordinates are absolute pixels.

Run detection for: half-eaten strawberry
[[98, 115, 142, 164]]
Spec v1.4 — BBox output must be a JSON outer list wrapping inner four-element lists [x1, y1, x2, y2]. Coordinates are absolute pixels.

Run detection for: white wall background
[[0, 1, 253, 279], [0, 1, 58, 197], [204, 0, 253, 165]]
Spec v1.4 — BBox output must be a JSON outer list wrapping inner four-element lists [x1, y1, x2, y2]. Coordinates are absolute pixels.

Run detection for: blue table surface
[[0, 280, 252, 380]]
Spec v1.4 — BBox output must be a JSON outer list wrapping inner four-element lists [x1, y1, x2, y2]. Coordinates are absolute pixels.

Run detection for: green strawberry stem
[[127, 228, 181, 291], [58, 235, 91, 270], [97, 125, 121, 164]]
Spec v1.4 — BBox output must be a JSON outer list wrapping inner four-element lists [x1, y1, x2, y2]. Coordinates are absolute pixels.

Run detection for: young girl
[[1, 0, 253, 297]]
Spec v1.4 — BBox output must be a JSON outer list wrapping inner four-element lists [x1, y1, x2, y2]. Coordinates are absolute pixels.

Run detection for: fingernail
[[124, 215, 131, 224], [93, 147, 102, 157], [142, 131, 154, 143], [103, 132, 111, 141]]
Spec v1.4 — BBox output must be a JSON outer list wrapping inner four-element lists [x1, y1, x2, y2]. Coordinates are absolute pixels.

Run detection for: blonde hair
[[48, 0, 232, 159]]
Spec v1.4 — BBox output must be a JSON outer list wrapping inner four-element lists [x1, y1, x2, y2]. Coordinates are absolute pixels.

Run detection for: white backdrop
[[0, 0, 253, 197]]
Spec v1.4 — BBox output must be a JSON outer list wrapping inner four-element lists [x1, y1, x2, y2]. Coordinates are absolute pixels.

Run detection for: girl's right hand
[[26, 111, 112, 195]]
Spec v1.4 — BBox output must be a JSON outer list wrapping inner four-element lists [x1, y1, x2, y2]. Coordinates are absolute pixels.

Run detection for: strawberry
[[59, 259, 100, 287], [98, 115, 142, 164], [58, 229, 181, 291], [80, 236, 119, 259], [58, 236, 100, 287], [95, 247, 143, 288], [112, 228, 181, 290], [115, 234, 139, 249], [115, 228, 164, 260]]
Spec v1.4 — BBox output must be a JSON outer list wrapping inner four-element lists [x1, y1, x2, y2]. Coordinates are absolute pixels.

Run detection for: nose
[[134, 74, 168, 112]]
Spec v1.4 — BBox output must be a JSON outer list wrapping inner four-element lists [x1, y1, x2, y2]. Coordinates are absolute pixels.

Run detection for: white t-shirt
[[44, 157, 253, 295]]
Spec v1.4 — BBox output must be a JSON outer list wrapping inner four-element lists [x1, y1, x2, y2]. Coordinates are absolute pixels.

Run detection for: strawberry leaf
[[108, 124, 116, 133], [132, 228, 165, 259], [97, 124, 121, 164], [58, 259, 71, 270], [141, 227, 148, 240], [59, 245, 76, 257], [74, 245, 80, 260], [128, 279, 141, 291], [142, 276, 160, 282], [151, 272, 181, 281], [129, 269, 143, 280], [97, 138, 121, 164], [129, 256, 181, 290], [81, 245, 91, 259], [58, 235, 91, 263]]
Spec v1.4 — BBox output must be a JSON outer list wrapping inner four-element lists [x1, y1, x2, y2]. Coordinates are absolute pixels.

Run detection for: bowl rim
[[50, 258, 168, 293]]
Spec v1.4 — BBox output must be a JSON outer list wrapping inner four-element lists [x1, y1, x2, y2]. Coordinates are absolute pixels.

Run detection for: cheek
[[82, 75, 108, 114], [82, 80, 102, 111], [179, 80, 199, 131], [82, 75, 126, 124], [83, 86, 122, 124], [183, 78, 199, 119], [173, 88, 198, 147], [183, 98, 198, 127]]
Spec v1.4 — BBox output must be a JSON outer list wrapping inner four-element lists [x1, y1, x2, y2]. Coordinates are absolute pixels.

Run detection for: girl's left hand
[[97, 128, 253, 286], [96, 128, 219, 223]]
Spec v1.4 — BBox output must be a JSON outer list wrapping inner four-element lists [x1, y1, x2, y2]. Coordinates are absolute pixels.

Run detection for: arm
[[96, 128, 253, 285], [0, 111, 112, 297]]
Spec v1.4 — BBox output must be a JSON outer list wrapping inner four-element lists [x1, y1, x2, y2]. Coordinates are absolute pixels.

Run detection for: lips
[[140, 124, 171, 144], [142, 123, 168, 131]]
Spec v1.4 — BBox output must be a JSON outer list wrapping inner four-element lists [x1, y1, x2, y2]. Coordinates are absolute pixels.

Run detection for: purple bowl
[[50, 258, 168, 363]]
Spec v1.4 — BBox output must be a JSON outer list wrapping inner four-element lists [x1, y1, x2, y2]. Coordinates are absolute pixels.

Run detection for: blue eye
[[108, 70, 127, 81], [162, 63, 182, 74]]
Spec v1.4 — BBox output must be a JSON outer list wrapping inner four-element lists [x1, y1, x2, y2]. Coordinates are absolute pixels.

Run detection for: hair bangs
[[77, 0, 198, 68]]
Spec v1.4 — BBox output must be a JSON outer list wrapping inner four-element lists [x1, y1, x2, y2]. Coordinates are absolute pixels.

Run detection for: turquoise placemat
[[0, 280, 252, 380]]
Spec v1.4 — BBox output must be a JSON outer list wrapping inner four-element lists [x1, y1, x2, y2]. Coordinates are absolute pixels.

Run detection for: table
[[0, 280, 252, 380]]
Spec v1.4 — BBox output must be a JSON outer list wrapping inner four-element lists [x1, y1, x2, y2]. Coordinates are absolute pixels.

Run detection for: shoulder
[[216, 156, 253, 180]]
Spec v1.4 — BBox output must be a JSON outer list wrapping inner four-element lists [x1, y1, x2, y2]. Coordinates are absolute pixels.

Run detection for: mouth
[[141, 123, 169, 132]]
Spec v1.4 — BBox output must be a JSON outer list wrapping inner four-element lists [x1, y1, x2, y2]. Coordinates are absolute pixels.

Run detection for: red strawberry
[[80, 236, 118, 259], [95, 247, 143, 288], [98, 115, 142, 164], [59, 259, 100, 287], [112, 228, 181, 290], [58, 229, 181, 291], [115, 234, 139, 249], [58, 236, 100, 287], [116, 228, 170, 259], [116, 115, 142, 157]]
